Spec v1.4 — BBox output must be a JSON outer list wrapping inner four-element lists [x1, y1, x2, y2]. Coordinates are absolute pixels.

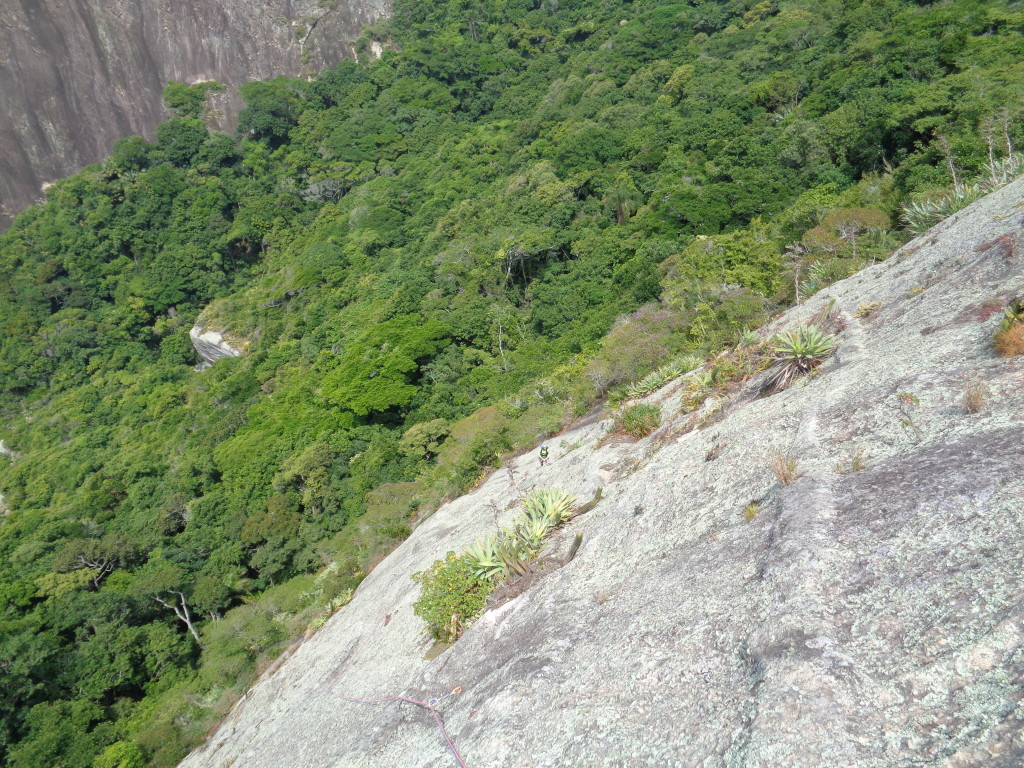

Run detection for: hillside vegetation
[[1, 0, 1023, 765]]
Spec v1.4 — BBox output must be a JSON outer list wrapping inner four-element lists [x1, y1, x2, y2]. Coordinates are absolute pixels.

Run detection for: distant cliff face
[[0, 0, 389, 230]]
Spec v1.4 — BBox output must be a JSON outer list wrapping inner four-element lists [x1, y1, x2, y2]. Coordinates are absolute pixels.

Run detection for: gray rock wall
[[180, 179, 1024, 767], [189, 322, 242, 369], [0, 0, 388, 230]]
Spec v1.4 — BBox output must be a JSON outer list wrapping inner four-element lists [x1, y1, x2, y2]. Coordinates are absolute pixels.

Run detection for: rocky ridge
[[0, 0, 389, 230], [180, 179, 1024, 767]]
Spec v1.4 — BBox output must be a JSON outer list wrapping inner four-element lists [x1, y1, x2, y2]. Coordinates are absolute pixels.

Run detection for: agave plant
[[984, 155, 1022, 187], [797, 260, 839, 302], [625, 378, 655, 400], [765, 324, 838, 392], [679, 367, 714, 410], [666, 353, 705, 377], [497, 538, 534, 578], [622, 354, 706, 400], [1000, 300, 1024, 333], [607, 388, 629, 408], [626, 367, 670, 400], [738, 328, 761, 347], [464, 534, 506, 581], [521, 488, 576, 527], [901, 183, 985, 234], [512, 512, 553, 553], [690, 369, 715, 391]]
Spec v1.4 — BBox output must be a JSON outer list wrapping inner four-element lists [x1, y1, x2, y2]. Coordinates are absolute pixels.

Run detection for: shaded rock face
[[0, 0, 389, 230], [180, 179, 1024, 768], [189, 323, 242, 369]]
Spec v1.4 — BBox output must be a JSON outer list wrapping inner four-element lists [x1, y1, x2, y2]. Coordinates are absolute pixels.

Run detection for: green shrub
[[411, 553, 493, 642], [797, 258, 858, 301], [93, 741, 146, 768], [614, 404, 661, 437], [583, 304, 692, 394]]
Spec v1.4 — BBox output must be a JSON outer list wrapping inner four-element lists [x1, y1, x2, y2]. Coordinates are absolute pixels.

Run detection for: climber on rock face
[[539, 444, 549, 466]]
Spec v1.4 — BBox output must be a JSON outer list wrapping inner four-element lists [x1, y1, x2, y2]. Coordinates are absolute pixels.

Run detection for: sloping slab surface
[[181, 179, 1024, 767]]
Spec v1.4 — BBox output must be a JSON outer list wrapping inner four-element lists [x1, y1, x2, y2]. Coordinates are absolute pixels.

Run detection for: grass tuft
[[854, 301, 883, 318], [769, 451, 800, 486], [834, 445, 868, 473], [963, 378, 990, 413]]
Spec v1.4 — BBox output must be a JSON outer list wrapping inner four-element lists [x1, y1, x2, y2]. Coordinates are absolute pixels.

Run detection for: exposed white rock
[[180, 179, 1024, 768], [189, 325, 243, 371]]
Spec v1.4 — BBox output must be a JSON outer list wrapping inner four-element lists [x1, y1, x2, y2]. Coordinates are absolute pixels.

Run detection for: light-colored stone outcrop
[[189, 324, 242, 370], [180, 179, 1024, 768]]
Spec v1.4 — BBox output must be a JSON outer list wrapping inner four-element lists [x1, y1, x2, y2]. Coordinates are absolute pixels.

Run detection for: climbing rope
[[325, 686, 468, 767]]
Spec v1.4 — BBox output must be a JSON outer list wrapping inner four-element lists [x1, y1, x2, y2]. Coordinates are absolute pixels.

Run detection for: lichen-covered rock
[[189, 323, 242, 370], [180, 179, 1024, 767], [0, 0, 389, 229]]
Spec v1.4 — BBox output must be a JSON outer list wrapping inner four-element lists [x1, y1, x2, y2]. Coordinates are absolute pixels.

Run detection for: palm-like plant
[[603, 175, 644, 225], [765, 324, 838, 392], [623, 354, 704, 400]]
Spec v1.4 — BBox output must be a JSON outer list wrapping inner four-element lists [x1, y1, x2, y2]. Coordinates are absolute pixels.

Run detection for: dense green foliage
[[2, 0, 1024, 763], [411, 553, 493, 643]]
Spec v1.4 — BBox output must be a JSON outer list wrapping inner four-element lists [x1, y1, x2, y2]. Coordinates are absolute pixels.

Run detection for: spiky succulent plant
[[765, 324, 838, 392], [521, 488, 576, 527], [497, 538, 534, 578], [464, 534, 505, 581], [901, 184, 985, 234], [512, 512, 553, 554], [999, 300, 1024, 333], [738, 328, 761, 347]]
